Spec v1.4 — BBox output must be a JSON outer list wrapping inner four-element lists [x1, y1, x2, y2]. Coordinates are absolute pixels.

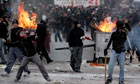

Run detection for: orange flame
[[18, 2, 37, 29], [96, 18, 117, 32]]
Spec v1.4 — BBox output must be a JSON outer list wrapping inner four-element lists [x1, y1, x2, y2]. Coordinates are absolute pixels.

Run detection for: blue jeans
[[55, 31, 62, 42], [0, 38, 6, 63], [108, 50, 125, 82], [5, 47, 30, 74]]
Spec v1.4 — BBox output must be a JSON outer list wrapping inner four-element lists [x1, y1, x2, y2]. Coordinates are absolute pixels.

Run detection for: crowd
[[37, 4, 140, 42]]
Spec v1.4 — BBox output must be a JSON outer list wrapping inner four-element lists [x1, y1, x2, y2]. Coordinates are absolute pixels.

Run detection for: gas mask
[[77, 24, 81, 28]]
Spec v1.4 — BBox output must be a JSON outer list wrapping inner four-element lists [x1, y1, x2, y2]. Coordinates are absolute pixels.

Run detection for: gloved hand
[[104, 49, 108, 56]]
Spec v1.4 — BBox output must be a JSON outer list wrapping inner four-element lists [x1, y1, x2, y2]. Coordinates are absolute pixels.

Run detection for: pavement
[[0, 60, 140, 84]]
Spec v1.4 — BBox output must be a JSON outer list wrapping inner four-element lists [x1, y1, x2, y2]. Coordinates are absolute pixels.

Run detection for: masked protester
[[68, 21, 84, 72], [36, 19, 53, 63], [104, 20, 132, 84], [10, 29, 52, 82]]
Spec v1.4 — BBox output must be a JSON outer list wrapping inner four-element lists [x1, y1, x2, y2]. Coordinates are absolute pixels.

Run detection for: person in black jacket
[[36, 20, 53, 63], [0, 16, 8, 64], [1, 19, 30, 77], [104, 20, 132, 84], [68, 21, 84, 72], [13, 30, 51, 82]]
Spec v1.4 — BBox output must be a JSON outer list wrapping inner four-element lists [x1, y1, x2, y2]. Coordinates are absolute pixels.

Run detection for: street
[[0, 61, 140, 84]]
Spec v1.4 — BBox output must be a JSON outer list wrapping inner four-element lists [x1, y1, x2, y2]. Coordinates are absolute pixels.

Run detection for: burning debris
[[97, 18, 117, 32], [91, 18, 117, 32], [18, 2, 37, 29]]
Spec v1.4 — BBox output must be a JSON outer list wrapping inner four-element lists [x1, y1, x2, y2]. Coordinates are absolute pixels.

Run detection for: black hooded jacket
[[68, 21, 84, 47], [106, 30, 127, 53], [0, 20, 8, 38], [20, 35, 37, 57]]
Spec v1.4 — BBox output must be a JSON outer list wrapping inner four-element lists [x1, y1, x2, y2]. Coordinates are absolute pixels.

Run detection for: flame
[[18, 2, 37, 29], [96, 18, 117, 32]]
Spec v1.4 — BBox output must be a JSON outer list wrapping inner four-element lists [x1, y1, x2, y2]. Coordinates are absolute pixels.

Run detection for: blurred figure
[[89, 16, 97, 41], [54, 17, 62, 42], [0, 4, 6, 17], [1, 19, 30, 77], [36, 18, 53, 64], [123, 17, 132, 63], [63, 14, 73, 42], [0, 16, 8, 64]]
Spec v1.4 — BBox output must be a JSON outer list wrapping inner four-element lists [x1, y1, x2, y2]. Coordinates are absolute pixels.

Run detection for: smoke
[[10, 0, 51, 22], [10, 0, 21, 19]]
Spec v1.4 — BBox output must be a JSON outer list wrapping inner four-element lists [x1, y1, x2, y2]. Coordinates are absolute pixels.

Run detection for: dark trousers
[[70, 46, 83, 71], [0, 38, 6, 63], [37, 39, 52, 63], [38, 45, 52, 62]]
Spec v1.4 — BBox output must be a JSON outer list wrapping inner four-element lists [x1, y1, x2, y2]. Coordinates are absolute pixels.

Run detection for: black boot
[[105, 79, 112, 84]]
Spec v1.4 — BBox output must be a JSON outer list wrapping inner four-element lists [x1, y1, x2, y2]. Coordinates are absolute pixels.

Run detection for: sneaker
[[14, 78, 19, 82], [46, 76, 52, 82], [23, 72, 30, 77], [105, 79, 112, 84], [119, 81, 125, 84], [47, 60, 53, 64], [1, 72, 9, 77]]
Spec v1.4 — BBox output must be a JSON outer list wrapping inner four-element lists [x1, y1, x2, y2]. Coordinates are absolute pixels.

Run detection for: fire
[[18, 2, 37, 29], [96, 18, 117, 32]]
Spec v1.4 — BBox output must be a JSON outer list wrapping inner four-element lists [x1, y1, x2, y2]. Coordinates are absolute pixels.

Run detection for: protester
[[1, 19, 30, 77], [68, 20, 84, 72], [0, 16, 8, 64], [13, 29, 51, 82], [36, 19, 53, 63], [54, 17, 62, 42], [104, 20, 132, 84]]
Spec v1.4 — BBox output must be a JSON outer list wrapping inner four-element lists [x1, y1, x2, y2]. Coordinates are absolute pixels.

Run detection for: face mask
[[77, 24, 81, 28]]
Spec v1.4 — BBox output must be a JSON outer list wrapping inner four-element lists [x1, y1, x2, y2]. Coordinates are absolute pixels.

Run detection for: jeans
[[16, 53, 49, 80], [0, 38, 6, 63], [107, 50, 125, 82], [5, 47, 30, 74], [3, 44, 8, 54], [55, 31, 62, 42]]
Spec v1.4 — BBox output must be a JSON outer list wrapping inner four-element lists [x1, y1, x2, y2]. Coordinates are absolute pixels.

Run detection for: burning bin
[[95, 31, 112, 63]]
